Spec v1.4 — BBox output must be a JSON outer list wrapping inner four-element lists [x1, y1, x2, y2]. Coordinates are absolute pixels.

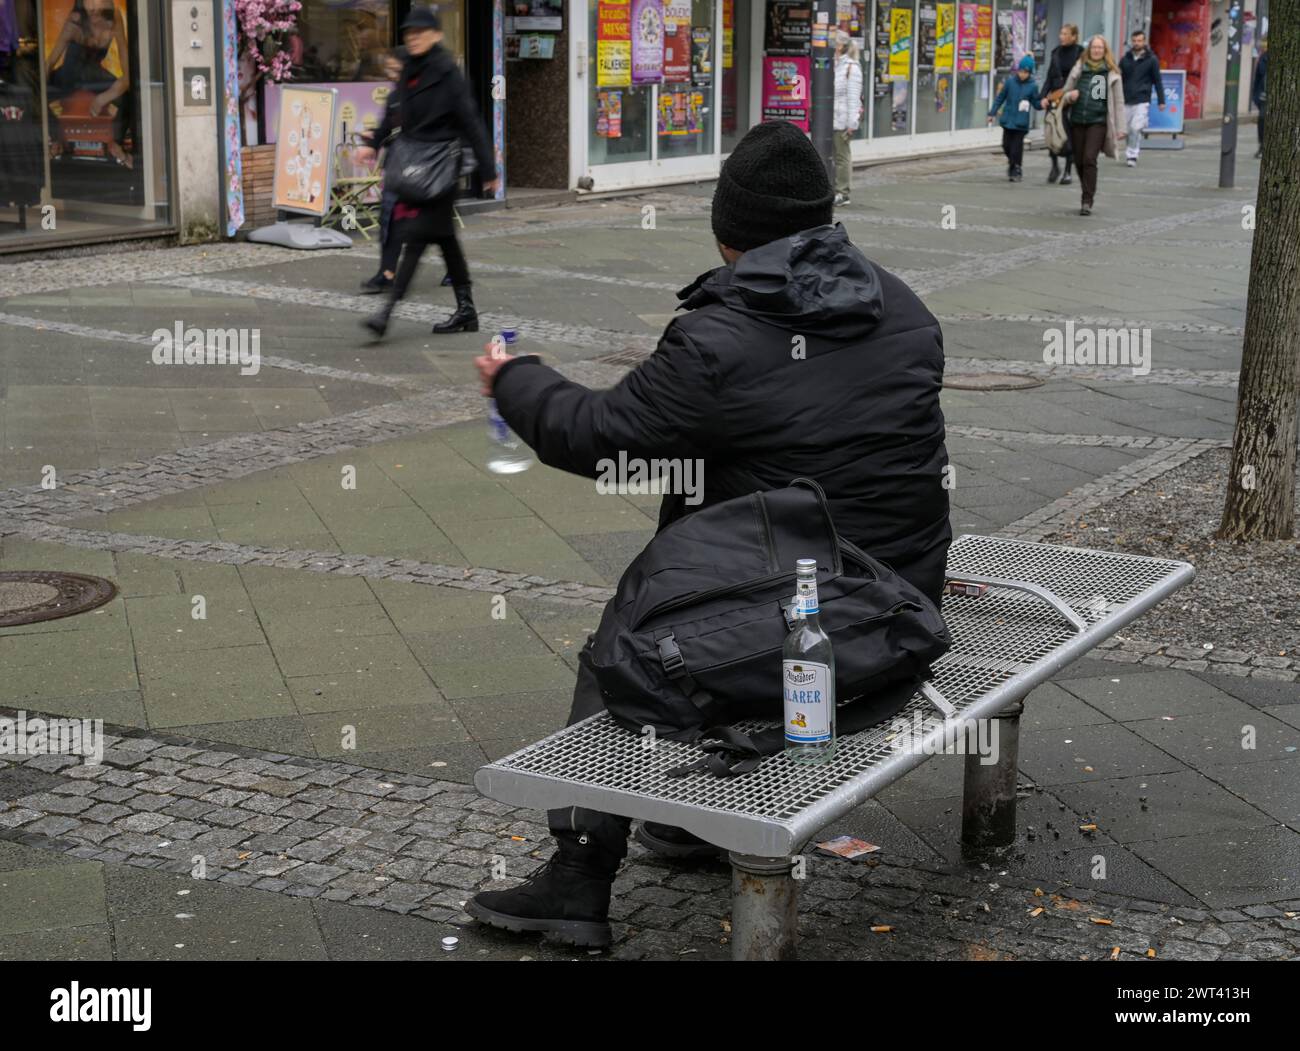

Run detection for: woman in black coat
[[1042, 24, 1083, 184], [356, 6, 498, 338]]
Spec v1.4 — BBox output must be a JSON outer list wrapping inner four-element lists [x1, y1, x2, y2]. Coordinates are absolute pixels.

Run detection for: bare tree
[[1219, 1, 1300, 541]]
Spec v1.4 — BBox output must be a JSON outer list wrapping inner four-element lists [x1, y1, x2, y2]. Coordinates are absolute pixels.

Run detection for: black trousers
[[391, 198, 471, 302], [1069, 121, 1107, 205], [547, 658, 633, 859], [1001, 128, 1027, 170], [1257, 103, 1265, 145]]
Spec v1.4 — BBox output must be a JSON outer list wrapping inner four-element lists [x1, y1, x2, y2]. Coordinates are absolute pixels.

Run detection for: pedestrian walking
[[1062, 35, 1126, 216], [360, 47, 405, 295], [832, 30, 863, 206], [1119, 28, 1166, 167], [466, 120, 951, 947], [1042, 24, 1083, 184], [988, 55, 1042, 182], [354, 5, 498, 338], [1252, 38, 1268, 159]]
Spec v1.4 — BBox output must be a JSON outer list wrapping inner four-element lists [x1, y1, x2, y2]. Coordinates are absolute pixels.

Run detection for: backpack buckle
[[656, 633, 686, 678]]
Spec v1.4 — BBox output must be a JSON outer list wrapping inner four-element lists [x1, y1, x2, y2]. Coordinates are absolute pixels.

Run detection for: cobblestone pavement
[[0, 134, 1295, 960]]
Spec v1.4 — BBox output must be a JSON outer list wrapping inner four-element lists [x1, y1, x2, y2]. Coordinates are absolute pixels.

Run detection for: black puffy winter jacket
[[492, 224, 952, 603]]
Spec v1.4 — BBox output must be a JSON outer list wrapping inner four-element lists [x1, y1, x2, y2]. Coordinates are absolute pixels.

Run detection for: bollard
[[728, 853, 799, 961], [960, 699, 1025, 860]]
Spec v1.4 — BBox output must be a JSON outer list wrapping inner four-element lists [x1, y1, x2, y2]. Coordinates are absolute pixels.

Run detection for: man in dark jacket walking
[[1119, 29, 1166, 166], [467, 121, 951, 948]]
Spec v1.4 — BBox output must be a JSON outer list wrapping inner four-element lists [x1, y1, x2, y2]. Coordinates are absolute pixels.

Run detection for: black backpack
[[581, 479, 951, 776]]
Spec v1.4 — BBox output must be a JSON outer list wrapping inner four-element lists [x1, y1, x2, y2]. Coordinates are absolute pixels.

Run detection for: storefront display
[[1, 0, 171, 249]]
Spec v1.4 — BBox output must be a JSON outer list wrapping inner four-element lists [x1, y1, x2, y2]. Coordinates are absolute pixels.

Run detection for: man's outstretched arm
[[484, 323, 719, 479]]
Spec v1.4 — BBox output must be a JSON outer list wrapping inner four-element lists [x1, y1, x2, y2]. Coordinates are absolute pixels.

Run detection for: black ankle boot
[[467, 829, 619, 947], [1060, 158, 1073, 185], [635, 821, 726, 861], [1048, 155, 1061, 183], [433, 284, 478, 334], [361, 298, 395, 338]]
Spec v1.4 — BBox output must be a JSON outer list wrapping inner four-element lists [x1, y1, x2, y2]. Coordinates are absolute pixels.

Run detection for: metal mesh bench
[[474, 535, 1194, 958]]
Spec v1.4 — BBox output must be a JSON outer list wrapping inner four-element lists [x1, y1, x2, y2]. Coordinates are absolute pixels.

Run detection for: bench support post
[[960, 699, 1025, 860], [728, 853, 799, 961]]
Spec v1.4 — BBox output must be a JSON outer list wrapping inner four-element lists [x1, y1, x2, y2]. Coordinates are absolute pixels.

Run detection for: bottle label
[[784, 660, 832, 744], [487, 401, 510, 442], [794, 579, 819, 615]]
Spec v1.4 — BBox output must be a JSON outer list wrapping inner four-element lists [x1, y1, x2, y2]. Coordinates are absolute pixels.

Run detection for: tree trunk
[[1218, 0, 1300, 541]]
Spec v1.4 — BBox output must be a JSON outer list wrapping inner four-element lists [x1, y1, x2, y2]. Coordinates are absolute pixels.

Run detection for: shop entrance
[[0, 0, 172, 250]]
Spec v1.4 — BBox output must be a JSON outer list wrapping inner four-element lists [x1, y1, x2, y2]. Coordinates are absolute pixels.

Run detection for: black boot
[[1048, 155, 1061, 183], [1059, 157, 1073, 185], [635, 821, 726, 861], [467, 829, 619, 947], [361, 297, 395, 339], [432, 284, 478, 334]]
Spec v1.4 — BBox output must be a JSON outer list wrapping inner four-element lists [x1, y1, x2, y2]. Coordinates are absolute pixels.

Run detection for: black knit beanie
[[712, 121, 834, 252]]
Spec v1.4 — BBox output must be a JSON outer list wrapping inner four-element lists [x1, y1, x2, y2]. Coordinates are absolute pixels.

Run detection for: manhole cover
[[944, 372, 1045, 391], [0, 571, 118, 628]]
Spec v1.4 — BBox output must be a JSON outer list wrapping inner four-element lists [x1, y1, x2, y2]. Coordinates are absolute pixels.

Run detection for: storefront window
[[953, 0, 992, 129], [914, 0, 955, 133], [872, 0, 916, 137], [1, 0, 171, 248], [290, 0, 393, 82], [589, 0, 651, 165], [659, 0, 715, 159], [720, 0, 747, 153]]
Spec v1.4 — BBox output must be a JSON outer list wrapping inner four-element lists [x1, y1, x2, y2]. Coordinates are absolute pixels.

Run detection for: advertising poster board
[[761, 54, 811, 128], [975, 4, 993, 72], [889, 8, 913, 78], [596, 90, 624, 137], [1145, 70, 1186, 135], [692, 26, 713, 84], [956, 3, 977, 72], [631, 0, 665, 84], [663, 1, 692, 80], [597, 0, 633, 87], [765, 0, 813, 54], [271, 87, 336, 217], [935, 4, 955, 70]]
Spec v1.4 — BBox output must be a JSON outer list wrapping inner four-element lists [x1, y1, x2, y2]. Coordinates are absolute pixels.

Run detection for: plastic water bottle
[[486, 330, 533, 475]]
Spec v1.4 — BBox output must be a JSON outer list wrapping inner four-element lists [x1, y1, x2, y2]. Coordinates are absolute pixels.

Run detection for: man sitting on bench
[[469, 121, 952, 948]]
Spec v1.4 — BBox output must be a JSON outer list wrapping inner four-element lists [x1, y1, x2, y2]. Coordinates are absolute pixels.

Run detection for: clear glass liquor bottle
[[486, 330, 534, 475], [783, 558, 836, 763]]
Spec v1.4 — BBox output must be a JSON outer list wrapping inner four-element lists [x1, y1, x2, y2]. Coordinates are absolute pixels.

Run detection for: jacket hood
[[677, 223, 885, 340]]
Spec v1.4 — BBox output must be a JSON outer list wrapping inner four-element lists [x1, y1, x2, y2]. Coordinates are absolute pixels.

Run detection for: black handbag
[[383, 134, 462, 203]]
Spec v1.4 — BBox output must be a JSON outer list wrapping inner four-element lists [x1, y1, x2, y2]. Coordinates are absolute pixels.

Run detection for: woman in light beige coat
[[1062, 35, 1126, 215]]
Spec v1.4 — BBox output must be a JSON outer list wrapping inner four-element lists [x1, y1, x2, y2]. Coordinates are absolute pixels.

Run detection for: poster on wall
[[658, 89, 706, 134], [974, 4, 992, 73], [1011, 9, 1027, 66], [889, 8, 912, 78], [511, 1, 563, 32], [271, 87, 336, 217], [1031, 1, 1047, 65], [891, 79, 909, 130], [874, 0, 892, 95], [995, 8, 1013, 69], [918, 3, 937, 67], [597, 0, 633, 87], [956, 3, 977, 72], [723, 0, 735, 68], [765, 0, 813, 55], [935, 3, 955, 70], [596, 90, 623, 137], [632, 0, 664, 84], [691, 26, 713, 85], [663, 1, 691, 80], [761, 55, 810, 128]]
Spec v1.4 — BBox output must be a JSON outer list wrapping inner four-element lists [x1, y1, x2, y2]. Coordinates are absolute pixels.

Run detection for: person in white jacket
[[832, 30, 864, 206]]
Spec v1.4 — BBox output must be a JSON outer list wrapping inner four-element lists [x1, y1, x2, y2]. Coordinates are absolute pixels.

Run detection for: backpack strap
[[654, 629, 726, 726]]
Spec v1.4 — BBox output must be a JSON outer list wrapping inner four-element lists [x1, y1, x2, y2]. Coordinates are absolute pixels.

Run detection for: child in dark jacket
[[988, 55, 1043, 182]]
